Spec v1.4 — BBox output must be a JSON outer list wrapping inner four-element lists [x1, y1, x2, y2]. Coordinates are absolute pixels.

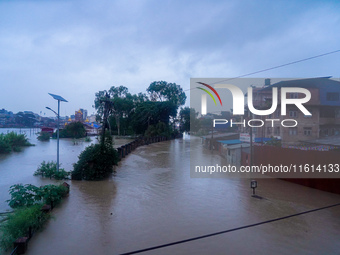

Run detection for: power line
[[120, 202, 340, 255], [184, 49, 340, 91]]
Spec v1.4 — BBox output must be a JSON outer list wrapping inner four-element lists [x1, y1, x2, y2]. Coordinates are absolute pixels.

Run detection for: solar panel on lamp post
[[46, 93, 68, 172]]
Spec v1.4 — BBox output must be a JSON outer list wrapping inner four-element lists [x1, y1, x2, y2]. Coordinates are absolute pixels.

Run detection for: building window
[[274, 127, 280, 135], [336, 109, 340, 118], [289, 127, 298, 136], [327, 92, 339, 101], [289, 111, 298, 117], [289, 93, 299, 99], [304, 127, 312, 136], [267, 127, 272, 135]]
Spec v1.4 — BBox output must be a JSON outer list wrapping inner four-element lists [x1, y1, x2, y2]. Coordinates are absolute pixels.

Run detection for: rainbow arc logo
[[196, 82, 223, 107]]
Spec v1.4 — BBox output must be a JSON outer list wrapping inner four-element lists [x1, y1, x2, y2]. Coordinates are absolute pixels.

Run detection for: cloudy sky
[[1, 0, 340, 117]]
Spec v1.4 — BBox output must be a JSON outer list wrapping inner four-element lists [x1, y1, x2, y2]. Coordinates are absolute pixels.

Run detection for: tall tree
[[147, 81, 186, 107], [94, 86, 133, 136], [179, 107, 200, 133]]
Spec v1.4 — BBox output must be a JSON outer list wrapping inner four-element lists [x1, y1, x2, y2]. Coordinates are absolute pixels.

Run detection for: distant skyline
[[1, 0, 340, 117]]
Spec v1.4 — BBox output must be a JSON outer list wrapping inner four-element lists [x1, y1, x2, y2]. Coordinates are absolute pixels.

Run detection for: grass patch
[[0, 204, 50, 252]]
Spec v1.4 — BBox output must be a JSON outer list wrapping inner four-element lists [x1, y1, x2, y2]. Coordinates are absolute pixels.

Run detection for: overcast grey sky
[[1, 0, 340, 117]]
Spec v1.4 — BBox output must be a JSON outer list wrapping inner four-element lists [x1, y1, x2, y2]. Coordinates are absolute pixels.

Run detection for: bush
[[0, 132, 33, 154], [38, 184, 68, 206], [84, 137, 92, 142], [0, 134, 11, 154], [7, 184, 41, 208], [72, 133, 118, 180], [37, 132, 50, 141], [6, 132, 32, 147], [1, 183, 68, 252], [6, 183, 68, 209], [34, 161, 70, 180], [0, 204, 50, 252]]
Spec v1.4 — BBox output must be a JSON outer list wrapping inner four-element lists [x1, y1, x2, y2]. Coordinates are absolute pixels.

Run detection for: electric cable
[[120, 202, 340, 255]]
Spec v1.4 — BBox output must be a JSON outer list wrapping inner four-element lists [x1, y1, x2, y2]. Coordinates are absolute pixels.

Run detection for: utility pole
[[210, 118, 214, 150]]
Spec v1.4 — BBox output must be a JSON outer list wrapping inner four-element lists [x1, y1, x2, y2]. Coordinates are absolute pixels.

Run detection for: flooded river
[[1, 129, 340, 254]]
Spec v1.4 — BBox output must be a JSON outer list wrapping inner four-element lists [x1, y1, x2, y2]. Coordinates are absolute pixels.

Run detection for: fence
[[116, 135, 181, 160]]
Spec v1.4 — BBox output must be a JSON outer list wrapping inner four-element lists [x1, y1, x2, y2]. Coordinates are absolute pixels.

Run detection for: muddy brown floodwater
[[1, 129, 340, 254]]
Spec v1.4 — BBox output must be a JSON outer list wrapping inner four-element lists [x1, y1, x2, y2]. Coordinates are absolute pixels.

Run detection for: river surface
[[1, 129, 340, 254]]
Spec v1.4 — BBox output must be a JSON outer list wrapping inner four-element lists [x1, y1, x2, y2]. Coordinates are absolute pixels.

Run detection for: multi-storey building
[[247, 77, 340, 145], [75, 110, 83, 122]]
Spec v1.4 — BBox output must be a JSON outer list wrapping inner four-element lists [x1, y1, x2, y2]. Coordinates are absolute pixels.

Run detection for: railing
[[116, 135, 182, 160]]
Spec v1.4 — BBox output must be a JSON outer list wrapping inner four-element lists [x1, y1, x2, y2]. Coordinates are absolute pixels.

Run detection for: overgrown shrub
[[37, 132, 50, 141], [72, 133, 118, 180], [6, 132, 32, 147], [0, 204, 50, 251], [7, 184, 41, 208], [34, 161, 70, 180], [38, 184, 68, 206], [84, 137, 92, 142], [0, 183, 68, 252], [6, 183, 68, 209], [0, 134, 11, 153], [0, 132, 33, 154]]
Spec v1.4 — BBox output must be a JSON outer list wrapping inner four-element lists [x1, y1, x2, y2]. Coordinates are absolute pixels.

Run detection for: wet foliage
[[0, 132, 33, 154], [72, 132, 119, 180], [34, 161, 70, 180]]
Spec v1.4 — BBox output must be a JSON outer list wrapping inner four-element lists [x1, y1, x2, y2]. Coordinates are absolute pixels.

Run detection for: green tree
[[179, 107, 201, 133], [94, 86, 136, 136], [59, 121, 86, 138], [131, 101, 177, 135], [147, 81, 186, 107]]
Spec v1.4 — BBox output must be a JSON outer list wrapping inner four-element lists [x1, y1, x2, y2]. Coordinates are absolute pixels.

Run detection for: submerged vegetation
[[34, 161, 70, 180], [37, 131, 51, 141], [0, 183, 68, 251], [0, 132, 33, 154], [6, 184, 68, 209], [72, 132, 118, 180], [57, 121, 86, 139], [0, 205, 50, 251]]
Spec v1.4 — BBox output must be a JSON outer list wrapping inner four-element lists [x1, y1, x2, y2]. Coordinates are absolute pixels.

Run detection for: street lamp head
[[46, 106, 58, 116]]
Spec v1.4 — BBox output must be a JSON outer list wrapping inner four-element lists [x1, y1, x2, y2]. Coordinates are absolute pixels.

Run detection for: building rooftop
[[302, 136, 340, 146], [261, 77, 340, 91]]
